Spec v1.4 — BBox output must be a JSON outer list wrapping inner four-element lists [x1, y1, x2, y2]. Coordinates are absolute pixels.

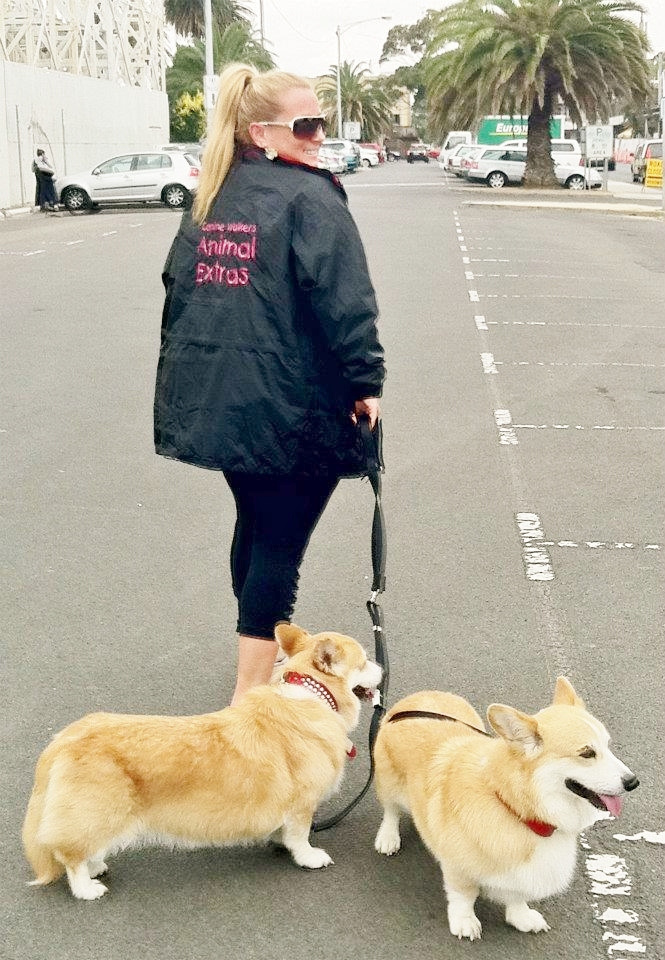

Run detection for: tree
[[316, 62, 398, 140], [171, 91, 207, 142], [164, 0, 250, 39], [166, 22, 275, 140], [425, 0, 651, 186]]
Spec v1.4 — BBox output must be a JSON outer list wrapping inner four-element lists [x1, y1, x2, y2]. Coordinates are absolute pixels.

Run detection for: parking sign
[[583, 125, 613, 160]]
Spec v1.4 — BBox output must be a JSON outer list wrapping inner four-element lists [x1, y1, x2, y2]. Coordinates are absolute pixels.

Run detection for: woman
[[154, 64, 385, 704], [34, 149, 58, 211]]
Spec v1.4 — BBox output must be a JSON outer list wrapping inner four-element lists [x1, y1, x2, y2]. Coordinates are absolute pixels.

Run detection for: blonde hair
[[192, 63, 315, 224]]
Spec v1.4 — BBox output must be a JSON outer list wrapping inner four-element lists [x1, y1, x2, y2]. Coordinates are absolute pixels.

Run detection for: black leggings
[[223, 473, 338, 640]]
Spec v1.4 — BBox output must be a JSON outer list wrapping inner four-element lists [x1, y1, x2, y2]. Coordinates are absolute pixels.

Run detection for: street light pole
[[336, 24, 343, 139], [203, 0, 215, 133], [335, 17, 391, 141]]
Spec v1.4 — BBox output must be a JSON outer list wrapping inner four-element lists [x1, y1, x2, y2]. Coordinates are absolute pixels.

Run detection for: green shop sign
[[477, 116, 564, 144]]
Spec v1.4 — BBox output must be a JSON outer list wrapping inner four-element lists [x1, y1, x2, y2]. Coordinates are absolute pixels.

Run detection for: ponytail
[[193, 64, 258, 224]]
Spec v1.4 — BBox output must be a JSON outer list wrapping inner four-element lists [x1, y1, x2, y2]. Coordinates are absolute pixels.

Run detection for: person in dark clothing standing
[[34, 149, 58, 211], [154, 63, 385, 704]]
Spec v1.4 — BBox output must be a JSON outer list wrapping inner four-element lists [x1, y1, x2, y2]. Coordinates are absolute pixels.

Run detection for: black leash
[[387, 710, 490, 736], [312, 417, 388, 832]]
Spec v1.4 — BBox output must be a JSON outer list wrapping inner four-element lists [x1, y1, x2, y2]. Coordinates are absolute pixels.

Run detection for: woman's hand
[[352, 397, 380, 429]]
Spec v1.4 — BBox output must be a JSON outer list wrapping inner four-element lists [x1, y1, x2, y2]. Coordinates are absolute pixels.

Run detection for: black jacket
[[154, 150, 385, 476]]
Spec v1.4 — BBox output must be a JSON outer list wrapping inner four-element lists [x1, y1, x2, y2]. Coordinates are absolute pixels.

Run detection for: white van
[[499, 138, 581, 165], [439, 131, 473, 168]]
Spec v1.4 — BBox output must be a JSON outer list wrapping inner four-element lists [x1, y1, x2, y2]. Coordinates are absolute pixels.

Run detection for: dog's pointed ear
[[487, 705, 542, 754], [312, 636, 344, 676], [274, 623, 311, 657], [552, 676, 585, 708]]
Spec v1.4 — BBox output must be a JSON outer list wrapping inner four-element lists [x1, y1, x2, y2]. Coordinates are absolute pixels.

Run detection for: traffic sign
[[583, 124, 613, 160]]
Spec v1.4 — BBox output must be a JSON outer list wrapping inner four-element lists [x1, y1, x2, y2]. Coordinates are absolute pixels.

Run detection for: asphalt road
[[2, 162, 664, 960]]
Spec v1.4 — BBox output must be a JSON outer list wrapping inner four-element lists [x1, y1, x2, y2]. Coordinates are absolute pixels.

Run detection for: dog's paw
[[73, 878, 108, 901], [294, 846, 334, 869], [448, 913, 482, 941], [87, 859, 108, 879], [374, 820, 401, 856], [505, 903, 550, 933]]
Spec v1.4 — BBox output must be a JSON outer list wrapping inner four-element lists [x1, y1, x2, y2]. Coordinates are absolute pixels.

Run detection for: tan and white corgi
[[23, 623, 381, 900], [373, 677, 638, 940]]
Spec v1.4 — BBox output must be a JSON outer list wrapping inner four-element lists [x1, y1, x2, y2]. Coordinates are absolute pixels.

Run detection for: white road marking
[[586, 853, 631, 895], [541, 541, 661, 551], [480, 352, 498, 374], [515, 512, 554, 581], [602, 932, 646, 954], [474, 315, 488, 331], [511, 423, 665, 432], [614, 831, 665, 844], [597, 908, 639, 924], [487, 320, 661, 328], [481, 293, 659, 302], [494, 361, 665, 368], [468, 289, 479, 302], [493, 409, 518, 444]]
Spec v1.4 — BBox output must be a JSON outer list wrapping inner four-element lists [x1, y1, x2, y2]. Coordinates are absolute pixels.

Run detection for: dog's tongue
[[601, 794, 623, 817]]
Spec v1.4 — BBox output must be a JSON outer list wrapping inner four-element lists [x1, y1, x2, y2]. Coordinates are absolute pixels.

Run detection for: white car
[[55, 149, 200, 212], [466, 147, 601, 189], [555, 160, 602, 190], [318, 147, 345, 175], [499, 138, 582, 166], [441, 144, 480, 175], [358, 146, 379, 167]]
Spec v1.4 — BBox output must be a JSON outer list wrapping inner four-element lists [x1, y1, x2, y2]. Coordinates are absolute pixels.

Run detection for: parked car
[[406, 144, 430, 163], [159, 142, 204, 162], [317, 147, 345, 175], [358, 145, 379, 167], [499, 138, 582, 166], [555, 160, 602, 190], [322, 139, 360, 173], [55, 150, 200, 212], [465, 147, 600, 189], [360, 142, 385, 162], [441, 143, 479, 175], [466, 147, 529, 187], [427, 146, 441, 159], [631, 138, 662, 183]]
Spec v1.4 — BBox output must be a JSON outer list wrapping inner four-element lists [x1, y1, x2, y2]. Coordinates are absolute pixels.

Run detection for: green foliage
[[164, 0, 250, 39], [317, 62, 399, 140], [380, 12, 441, 62], [165, 21, 275, 138], [170, 91, 206, 142], [424, 0, 651, 185]]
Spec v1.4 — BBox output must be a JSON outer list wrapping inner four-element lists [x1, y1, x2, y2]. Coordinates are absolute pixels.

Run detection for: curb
[[0, 206, 33, 219], [464, 199, 663, 218]]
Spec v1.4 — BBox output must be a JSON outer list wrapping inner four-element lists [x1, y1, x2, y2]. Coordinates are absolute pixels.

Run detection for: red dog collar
[[282, 672, 338, 712], [495, 793, 556, 837]]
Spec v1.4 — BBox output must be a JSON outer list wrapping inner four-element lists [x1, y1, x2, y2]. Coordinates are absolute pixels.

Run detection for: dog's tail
[[22, 753, 65, 886]]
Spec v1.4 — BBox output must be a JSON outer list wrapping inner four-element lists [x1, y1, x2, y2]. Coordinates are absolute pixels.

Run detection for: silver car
[[466, 147, 601, 189], [55, 150, 200, 212]]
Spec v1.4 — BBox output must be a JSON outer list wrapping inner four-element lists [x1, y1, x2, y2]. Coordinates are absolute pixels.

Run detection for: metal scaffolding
[[0, 0, 166, 90]]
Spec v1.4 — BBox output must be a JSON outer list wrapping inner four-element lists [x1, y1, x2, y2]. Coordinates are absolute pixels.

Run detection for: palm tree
[[166, 22, 275, 139], [164, 0, 250, 39], [317, 62, 398, 141], [426, 0, 651, 186]]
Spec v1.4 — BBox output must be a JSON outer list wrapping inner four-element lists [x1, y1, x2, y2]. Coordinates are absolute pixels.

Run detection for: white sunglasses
[[256, 116, 328, 139]]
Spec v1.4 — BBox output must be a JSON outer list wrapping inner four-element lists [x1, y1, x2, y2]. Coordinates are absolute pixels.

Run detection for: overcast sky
[[252, 0, 665, 78]]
